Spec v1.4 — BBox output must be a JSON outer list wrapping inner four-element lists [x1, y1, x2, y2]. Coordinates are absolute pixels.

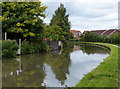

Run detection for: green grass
[[76, 42, 119, 87]]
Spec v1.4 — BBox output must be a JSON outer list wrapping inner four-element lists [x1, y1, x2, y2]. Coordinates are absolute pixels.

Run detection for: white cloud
[[42, 0, 119, 32], [70, 15, 118, 32]]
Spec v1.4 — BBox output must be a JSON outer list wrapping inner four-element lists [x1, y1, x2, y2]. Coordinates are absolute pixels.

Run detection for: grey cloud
[[43, 1, 118, 31], [65, 2, 117, 18]]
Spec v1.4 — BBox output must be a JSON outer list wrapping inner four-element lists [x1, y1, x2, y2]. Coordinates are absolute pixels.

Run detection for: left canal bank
[[1, 39, 65, 58], [1, 40, 50, 58]]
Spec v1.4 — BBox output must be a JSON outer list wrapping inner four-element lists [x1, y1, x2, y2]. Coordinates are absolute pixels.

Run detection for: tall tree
[[50, 3, 71, 40], [2, 2, 47, 41], [44, 25, 66, 41]]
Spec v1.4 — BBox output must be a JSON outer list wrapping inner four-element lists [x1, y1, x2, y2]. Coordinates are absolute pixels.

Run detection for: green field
[[76, 42, 119, 87]]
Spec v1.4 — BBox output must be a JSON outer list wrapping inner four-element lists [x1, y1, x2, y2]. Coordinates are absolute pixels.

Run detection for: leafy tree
[[80, 32, 120, 44], [80, 32, 100, 42], [69, 31, 74, 39], [44, 25, 66, 41], [50, 3, 71, 40], [109, 33, 120, 44], [2, 2, 47, 41], [99, 35, 109, 43]]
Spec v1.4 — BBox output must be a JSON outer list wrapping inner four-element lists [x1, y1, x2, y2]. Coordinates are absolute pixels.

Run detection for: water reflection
[[44, 47, 72, 86], [73, 46, 80, 52], [2, 44, 109, 87], [79, 44, 110, 55]]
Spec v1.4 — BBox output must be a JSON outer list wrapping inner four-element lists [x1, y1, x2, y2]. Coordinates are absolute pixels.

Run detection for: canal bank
[[75, 42, 119, 87]]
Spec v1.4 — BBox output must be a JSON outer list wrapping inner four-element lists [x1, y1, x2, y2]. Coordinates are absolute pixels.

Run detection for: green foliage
[[98, 35, 109, 43], [21, 40, 31, 54], [109, 33, 120, 44], [69, 32, 74, 39], [44, 25, 66, 41], [2, 2, 47, 41], [50, 3, 71, 40], [21, 40, 49, 54], [80, 32, 120, 44], [80, 32, 100, 42], [2, 40, 19, 58]]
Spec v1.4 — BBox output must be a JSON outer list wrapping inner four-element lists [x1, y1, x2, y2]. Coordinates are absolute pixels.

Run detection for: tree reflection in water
[[79, 44, 110, 55], [2, 44, 109, 87], [45, 47, 72, 85], [2, 54, 46, 87]]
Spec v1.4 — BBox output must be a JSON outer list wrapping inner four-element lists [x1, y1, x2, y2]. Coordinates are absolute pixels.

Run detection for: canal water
[[2, 44, 110, 87]]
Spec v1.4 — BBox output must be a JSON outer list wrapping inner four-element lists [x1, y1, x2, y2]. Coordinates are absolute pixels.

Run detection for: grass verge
[[76, 42, 119, 87]]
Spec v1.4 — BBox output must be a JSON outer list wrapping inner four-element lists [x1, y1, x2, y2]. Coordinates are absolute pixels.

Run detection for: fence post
[[5, 32, 7, 40], [17, 39, 21, 56], [19, 39, 21, 50], [19, 39, 21, 55]]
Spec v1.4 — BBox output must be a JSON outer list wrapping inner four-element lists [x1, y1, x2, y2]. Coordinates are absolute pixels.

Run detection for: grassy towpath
[[76, 42, 119, 87]]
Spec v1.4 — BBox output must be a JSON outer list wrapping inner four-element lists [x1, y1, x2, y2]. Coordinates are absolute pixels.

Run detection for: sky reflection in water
[[2, 44, 109, 87]]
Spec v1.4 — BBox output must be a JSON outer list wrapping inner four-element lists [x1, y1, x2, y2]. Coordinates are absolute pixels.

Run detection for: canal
[[2, 44, 110, 87]]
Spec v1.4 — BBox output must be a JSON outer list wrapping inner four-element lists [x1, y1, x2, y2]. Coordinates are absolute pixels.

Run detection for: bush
[[33, 41, 50, 52], [109, 33, 120, 44], [81, 32, 100, 42], [80, 32, 120, 44], [21, 40, 32, 54], [1, 40, 50, 58], [2, 40, 19, 58], [21, 40, 50, 54]]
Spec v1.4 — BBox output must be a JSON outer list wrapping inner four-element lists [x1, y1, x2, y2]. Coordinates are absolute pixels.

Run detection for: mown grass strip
[[76, 42, 119, 87]]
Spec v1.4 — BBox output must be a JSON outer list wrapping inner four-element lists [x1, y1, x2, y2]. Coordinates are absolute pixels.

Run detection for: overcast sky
[[41, 0, 119, 32]]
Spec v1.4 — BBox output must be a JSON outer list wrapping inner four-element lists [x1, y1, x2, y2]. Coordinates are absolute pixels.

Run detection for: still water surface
[[2, 44, 110, 87]]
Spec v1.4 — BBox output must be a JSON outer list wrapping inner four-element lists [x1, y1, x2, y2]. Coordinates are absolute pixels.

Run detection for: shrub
[[1, 40, 50, 58], [21, 40, 32, 54], [2, 40, 19, 58], [109, 33, 120, 44], [21, 40, 50, 54], [80, 32, 120, 44], [33, 41, 50, 52]]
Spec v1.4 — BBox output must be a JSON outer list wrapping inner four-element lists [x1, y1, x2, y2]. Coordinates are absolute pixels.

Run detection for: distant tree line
[[80, 32, 120, 44]]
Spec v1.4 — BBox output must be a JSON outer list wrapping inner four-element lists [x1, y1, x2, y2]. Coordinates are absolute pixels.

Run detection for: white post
[[19, 39, 21, 50], [5, 32, 7, 40], [17, 39, 21, 55], [19, 39, 21, 55]]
